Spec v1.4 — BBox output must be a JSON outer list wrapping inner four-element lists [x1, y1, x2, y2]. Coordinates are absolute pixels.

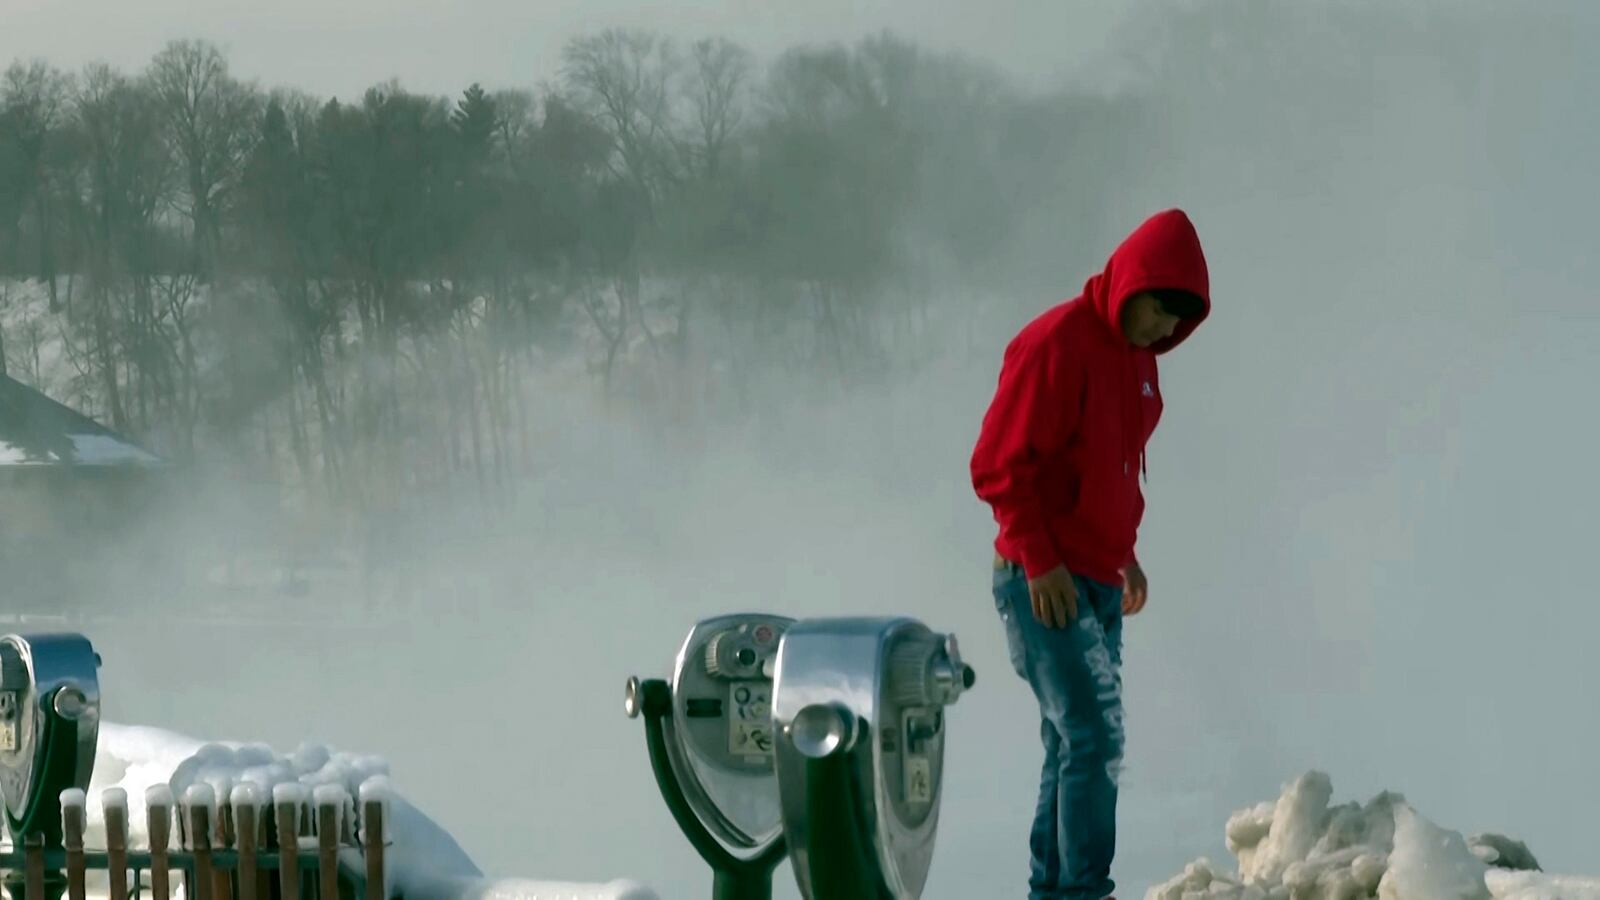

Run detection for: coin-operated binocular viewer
[[625, 615, 793, 900], [0, 633, 102, 900], [627, 615, 974, 900], [773, 618, 974, 900]]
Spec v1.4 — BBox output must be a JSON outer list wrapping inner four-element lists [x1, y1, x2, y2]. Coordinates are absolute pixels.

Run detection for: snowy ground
[[58, 723, 660, 900], [84, 730, 1600, 900], [1147, 772, 1600, 900]]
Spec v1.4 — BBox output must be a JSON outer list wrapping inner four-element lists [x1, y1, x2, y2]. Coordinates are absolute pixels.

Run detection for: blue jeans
[[993, 561, 1124, 900]]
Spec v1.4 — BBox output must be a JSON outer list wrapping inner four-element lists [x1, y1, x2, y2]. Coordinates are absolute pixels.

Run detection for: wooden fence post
[[104, 788, 129, 900], [146, 785, 174, 900], [184, 784, 215, 900], [274, 783, 308, 900], [61, 788, 86, 900], [314, 786, 345, 900], [0, 775, 393, 900], [24, 834, 44, 900], [213, 785, 235, 900], [233, 783, 264, 900], [359, 778, 390, 900]]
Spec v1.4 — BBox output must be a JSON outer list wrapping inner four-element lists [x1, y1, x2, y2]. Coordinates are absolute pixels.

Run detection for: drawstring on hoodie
[[1132, 352, 1151, 485], [1126, 351, 1149, 484]]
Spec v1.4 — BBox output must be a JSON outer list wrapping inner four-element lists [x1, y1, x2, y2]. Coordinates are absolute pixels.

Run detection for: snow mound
[[1486, 872, 1600, 900], [403, 878, 661, 900], [1148, 771, 1599, 900], [73, 722, 657, 900]]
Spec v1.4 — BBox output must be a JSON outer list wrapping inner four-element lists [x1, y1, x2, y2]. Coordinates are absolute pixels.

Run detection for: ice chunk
[[1144, 772, 1594, 900], [1148, 858, 1242, 900], [1242, 771, 1333, 884], [1227, 801, 1277, 852], [1351, 853, 1387, 892], [1378, 804, 1490, 900]]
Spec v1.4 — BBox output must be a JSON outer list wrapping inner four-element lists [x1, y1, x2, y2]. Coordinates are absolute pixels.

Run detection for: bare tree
[[562, 28, 682, 194], [686, 38, 751, 179], [72, 63, 176, 431], [489, 88, 538, 175], [0, 281, 10, 376], [1, 61, 76, 305], [147, 40, 261, 278]]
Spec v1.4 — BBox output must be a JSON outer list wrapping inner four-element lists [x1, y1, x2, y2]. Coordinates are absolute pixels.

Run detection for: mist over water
[[7, 2, 1600, 897]]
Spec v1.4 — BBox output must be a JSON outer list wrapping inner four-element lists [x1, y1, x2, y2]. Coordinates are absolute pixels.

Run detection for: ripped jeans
[[993, 560, 1124, 900]]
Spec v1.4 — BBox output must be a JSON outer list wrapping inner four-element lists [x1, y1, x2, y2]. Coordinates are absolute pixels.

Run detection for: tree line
[[0, 30, 1139, 507]]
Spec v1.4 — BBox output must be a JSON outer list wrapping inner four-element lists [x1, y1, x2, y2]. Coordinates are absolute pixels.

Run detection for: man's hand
[[1028, 566, 1078, 628], [1123, 563, 1149, 616]]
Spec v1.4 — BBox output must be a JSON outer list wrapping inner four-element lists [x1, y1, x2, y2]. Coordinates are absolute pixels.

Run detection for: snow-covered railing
[[0, 781, 388, 900]]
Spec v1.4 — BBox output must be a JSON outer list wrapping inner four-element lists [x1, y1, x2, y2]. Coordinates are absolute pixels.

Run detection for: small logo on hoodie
[[1141, 381, 1154, 398]]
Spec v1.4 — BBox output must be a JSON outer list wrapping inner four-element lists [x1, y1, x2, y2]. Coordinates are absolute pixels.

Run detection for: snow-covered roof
[[0, 374, 164, 468]]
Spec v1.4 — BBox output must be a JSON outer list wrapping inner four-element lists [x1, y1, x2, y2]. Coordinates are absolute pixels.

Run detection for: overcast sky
[[2, 0, 1131, 98]]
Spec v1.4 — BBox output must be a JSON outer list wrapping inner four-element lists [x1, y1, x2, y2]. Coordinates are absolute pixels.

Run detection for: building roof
[[0, 374, 165, 467]]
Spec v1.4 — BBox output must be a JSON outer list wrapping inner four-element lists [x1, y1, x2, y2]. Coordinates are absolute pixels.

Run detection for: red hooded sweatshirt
[[971, 209, 1211, 584]]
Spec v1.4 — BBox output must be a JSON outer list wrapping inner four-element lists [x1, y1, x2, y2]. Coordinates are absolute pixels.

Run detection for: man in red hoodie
[[971, 209, 1210, 900]]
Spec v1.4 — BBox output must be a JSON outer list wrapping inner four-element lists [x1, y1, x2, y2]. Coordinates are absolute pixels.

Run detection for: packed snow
[[50, 722, 660, 900], [230, 781, 265, 813], [1147, 772, 1600, 900]]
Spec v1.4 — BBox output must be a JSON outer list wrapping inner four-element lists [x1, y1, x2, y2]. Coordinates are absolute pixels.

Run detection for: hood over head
[[1085, 208, 1211, 354]]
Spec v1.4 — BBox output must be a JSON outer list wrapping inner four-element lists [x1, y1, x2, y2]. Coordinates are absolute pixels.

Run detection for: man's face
[[1121, 292, 1182, 348]]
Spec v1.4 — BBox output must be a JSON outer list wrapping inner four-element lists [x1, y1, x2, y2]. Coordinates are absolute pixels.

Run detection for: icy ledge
[[1147, 771, 1599, 900]]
